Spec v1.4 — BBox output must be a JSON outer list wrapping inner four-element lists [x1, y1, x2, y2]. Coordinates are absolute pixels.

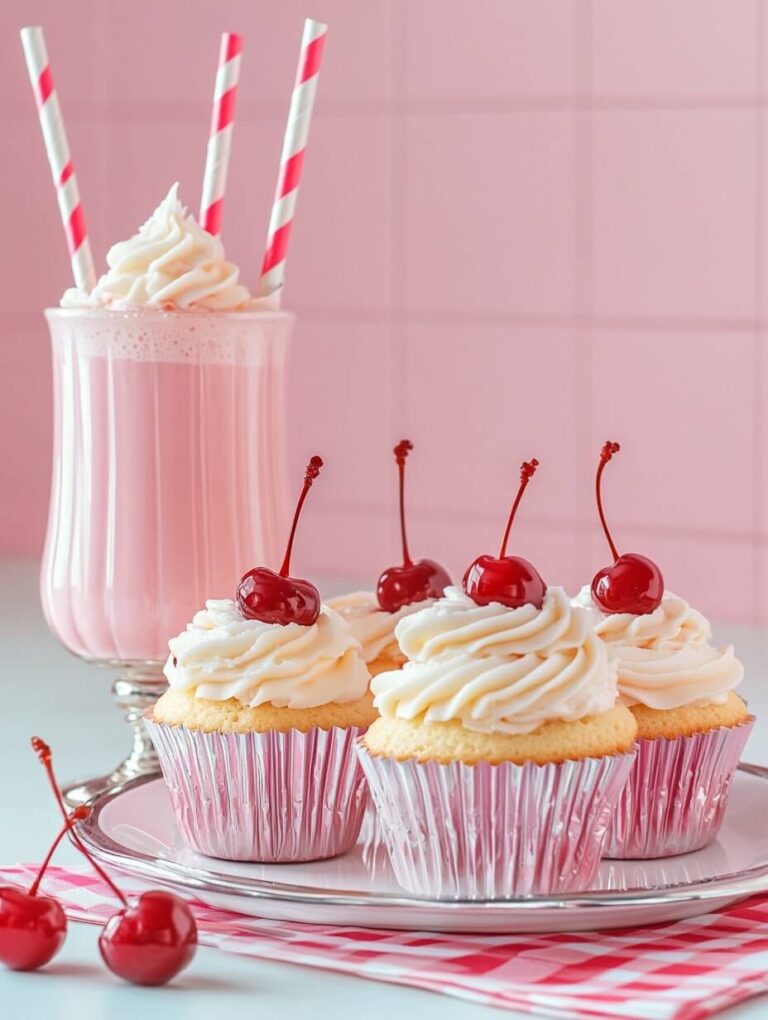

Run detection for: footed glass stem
[[62, 667, 167, 807]]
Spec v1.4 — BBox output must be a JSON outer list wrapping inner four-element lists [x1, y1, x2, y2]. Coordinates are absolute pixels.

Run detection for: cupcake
[[582, 441, 753, 859], [147, 457, 376, 863], [327, 591, 427, 676], [357, 460, 636, 899], [329, 440, 451, 677]]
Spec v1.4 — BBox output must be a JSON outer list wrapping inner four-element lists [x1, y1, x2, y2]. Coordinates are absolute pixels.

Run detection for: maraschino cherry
[[0, 806, 87, 971], [377, 440, 451, 612], [31, 738, 198, 986], [463, 459, 547, 610], [238, 456, 324, 626], [591, 441, 664, 615], [98, 891, 198, 987]]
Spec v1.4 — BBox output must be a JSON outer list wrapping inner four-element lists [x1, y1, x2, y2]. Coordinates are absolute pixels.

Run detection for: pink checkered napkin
[[4, 865, 768, 1020]]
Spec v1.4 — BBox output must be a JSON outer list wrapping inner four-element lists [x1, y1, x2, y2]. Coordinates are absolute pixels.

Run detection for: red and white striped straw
[[199, 32, 243, 236], [257, 18, 328, 298], [20, 26, 96, 293]]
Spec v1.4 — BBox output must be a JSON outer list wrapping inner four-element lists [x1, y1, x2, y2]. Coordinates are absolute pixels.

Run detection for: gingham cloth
[[3, 865, 768, 1019]]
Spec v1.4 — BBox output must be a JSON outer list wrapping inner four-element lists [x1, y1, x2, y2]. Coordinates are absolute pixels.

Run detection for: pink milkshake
[[42, 308, 290, 662], [41, 185, 292, 799]]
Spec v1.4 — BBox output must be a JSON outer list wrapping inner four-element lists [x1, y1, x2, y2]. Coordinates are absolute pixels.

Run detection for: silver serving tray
[[77, 764, 768, 934]]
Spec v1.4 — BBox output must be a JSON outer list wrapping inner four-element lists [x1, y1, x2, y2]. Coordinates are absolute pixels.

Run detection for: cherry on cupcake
[[30, 737, 198, 986], [590, 441, 664, 615], [0, 806, 88, 971], [238, 456, 324, 626], [377, 440, 451, 612], [463, 459, 547, 610]]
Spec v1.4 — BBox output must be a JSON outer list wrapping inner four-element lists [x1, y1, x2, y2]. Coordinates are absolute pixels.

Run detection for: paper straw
[[257, 18, 327, 298], [20, 26, 96, 293], [199, 32, 243, 236]]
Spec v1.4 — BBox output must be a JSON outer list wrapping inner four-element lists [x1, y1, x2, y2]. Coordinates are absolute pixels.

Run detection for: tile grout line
[[389, 0, 409, 553], [754, 0, 764, 626], [277, 309, 768, 331], [391, 0, 408, 430], [96, 0, 109, 270], [578, 0, 595, 564], [313, 499, 768, 542], [27, 95, 768, 126]]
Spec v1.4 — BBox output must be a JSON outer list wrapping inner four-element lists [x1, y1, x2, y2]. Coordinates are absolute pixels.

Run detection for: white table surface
[[2, 557, 768, 1020]]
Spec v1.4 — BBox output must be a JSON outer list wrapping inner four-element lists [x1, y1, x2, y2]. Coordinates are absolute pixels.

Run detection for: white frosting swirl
[[326, 591, 428, 665], [371, 586, 617, 735], [164, 599, 370, 710], [574, 585, 743, 709], [61, 184, 270, 312]]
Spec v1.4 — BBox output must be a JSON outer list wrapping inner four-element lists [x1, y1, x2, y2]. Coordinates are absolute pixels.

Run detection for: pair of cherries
[[461, 441, 664, 614], [236, 443, 453, 627], [0, 739, 196, 984], [235, 437, 663, 627]]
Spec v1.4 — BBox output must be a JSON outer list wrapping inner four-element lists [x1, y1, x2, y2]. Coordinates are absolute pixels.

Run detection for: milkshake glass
[[40, 188, 291, 802]]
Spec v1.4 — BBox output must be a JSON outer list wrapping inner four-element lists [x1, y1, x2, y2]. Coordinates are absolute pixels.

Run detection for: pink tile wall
[[1, 0, 766, 625]]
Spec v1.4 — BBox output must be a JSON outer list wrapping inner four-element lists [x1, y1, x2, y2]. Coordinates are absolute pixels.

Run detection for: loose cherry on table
[[98, 891, 198, 987], [238, 456, 324, 626], [29, 738, 198, 986], [377, 440, 451, 612], [0, 806, 87, 971], [463, 459, 547, 610], [590, 441, 664, 615]]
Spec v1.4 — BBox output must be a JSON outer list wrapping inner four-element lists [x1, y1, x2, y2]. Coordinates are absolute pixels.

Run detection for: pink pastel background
[[1, 1, 765, 625]]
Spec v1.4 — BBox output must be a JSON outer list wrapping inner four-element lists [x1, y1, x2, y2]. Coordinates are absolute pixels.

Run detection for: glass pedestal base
[[63, 667, 167, 806]]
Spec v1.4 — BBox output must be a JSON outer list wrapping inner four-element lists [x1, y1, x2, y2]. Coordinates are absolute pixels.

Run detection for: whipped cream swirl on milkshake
[[372, 586, 617, 735], [62, 184, 271, 312]]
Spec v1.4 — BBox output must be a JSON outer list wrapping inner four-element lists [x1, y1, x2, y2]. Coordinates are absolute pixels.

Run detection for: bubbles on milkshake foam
[[67, 315, 271, 365]]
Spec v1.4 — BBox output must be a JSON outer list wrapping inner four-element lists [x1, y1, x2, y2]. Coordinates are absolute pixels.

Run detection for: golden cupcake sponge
[[630, 691, 749, 741], [153, 686, 377, 734], [363, 704, 637, 766], [367, 651, 406, 677]]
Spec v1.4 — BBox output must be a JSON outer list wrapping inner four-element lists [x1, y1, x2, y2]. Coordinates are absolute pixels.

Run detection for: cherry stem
[[499, 459, 539, 558], [595, 441, 621, 562], [28, 806, 90, 897], [31, 738, 129, 907], [394, 440, 414, 568], [279, 456, 323, 578]]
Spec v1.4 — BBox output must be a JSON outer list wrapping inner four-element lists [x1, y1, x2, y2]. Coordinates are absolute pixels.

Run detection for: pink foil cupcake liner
[[355, 741, 635, 899], [604, 718, 754, 860], [146, 718, 369, 863]]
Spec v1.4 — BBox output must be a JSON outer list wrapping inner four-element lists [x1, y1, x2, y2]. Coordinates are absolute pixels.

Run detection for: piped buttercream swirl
[[574, 585, 743, 709], [164, 599, 370, 710], [326, 591, 428, 665], [61, 184, 268, 312], [371, 586, 617, 735]]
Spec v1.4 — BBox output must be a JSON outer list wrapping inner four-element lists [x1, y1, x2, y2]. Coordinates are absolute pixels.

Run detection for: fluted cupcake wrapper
[[603, 718, 754, 860], [146, 719, 369, 863], [355, 741, 635, 900]]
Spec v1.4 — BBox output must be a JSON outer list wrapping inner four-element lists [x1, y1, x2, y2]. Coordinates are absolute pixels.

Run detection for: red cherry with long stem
[[377, 440, 451, 612], [463, 459, 547, 610], [590, 441, 664, 615], [31, 737, 197, 986], [0, 806, 88, 971], [31, 738, 130, 906], [27, 807, 90, 898], [237, 456, 324, 626]]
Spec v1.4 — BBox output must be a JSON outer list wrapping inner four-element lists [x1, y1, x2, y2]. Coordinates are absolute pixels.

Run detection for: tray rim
[[75, 762, 768, 917]]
